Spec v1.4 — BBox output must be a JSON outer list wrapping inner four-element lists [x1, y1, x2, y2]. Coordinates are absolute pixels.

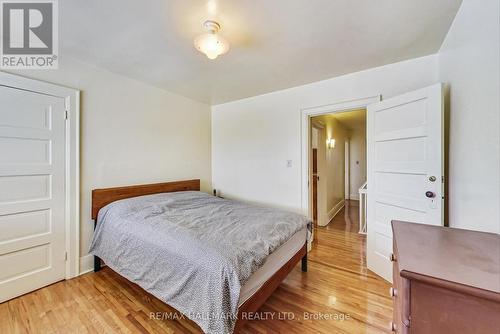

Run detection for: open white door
[[367, 83, 444, 282]]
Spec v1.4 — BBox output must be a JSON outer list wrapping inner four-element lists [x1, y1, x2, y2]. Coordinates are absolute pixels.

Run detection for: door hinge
[[65, 109, 69, 120], [65, 251, 68, 261]]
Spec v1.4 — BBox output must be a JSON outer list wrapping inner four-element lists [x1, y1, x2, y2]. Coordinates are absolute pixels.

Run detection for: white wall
[[212, 0, 499, 234], [348, 127, 367, 200], [4, 57, 212, 272], [212, 55, 438, 213], [438, 0, 500, 233]]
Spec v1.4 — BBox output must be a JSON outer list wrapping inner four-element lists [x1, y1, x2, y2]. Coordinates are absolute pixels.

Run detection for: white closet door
[[367, 83, 444, 282], [0, 85, 66, 302]]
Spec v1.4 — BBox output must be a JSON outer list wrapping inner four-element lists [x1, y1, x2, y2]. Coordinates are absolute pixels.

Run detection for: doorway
[[301, 96, 379, 272], [309, 109, 367, 230], [302, 85, 444, 282]]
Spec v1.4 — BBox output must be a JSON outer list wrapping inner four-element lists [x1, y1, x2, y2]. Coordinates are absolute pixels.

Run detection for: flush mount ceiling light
[[194, 20, 230, 60]]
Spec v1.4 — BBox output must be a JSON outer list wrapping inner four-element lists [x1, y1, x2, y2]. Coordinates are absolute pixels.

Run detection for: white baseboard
[[319, 200, 345, 226], [79, 254, 94, 275]]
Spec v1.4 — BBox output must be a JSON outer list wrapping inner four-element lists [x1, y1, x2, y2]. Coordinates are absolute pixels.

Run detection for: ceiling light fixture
[[194, 20, 230, 60]]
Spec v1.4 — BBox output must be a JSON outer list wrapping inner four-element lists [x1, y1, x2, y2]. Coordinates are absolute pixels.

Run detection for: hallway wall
[[312, 115, 348, 225], [348, 127, 367, 200]]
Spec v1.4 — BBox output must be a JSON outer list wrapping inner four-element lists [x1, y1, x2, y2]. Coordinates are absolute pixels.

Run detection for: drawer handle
[[390, 287, 397, 297], [390, 321, 397, 332], [389, 253, 397, 262]]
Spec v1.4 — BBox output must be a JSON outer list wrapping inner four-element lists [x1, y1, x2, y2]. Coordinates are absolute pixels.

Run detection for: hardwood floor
[[0, 200, 392, 334]]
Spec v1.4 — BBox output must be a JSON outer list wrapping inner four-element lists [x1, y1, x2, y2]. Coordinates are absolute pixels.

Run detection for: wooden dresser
[[391, 221, 500, 334]]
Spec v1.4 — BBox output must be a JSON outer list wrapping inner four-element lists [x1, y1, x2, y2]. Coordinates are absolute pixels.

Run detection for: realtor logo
[[1, 0, 58, 69]]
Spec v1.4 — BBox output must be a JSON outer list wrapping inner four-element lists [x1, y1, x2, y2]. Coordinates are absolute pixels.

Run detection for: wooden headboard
[[91, 179, 200, 220]]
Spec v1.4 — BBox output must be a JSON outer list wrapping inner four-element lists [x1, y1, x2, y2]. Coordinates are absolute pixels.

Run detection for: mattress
[[238, 226, 307, 306], [90, 191, 311, 334]]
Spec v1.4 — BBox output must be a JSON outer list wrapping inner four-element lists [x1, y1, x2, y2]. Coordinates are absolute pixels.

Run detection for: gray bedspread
[[89, 191, 310, 334]]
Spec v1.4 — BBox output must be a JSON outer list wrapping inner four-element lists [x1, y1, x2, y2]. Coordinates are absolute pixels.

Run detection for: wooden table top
[[392, 221, 500, 295]]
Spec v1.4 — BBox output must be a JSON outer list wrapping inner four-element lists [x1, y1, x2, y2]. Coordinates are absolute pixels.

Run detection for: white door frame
[[311, 121, 326, 227], [300, 96, 380, 219], [0, 71, 80, 279]]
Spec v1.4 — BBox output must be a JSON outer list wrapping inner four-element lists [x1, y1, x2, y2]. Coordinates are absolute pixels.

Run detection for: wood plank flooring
[[0, 200, 392, 333]]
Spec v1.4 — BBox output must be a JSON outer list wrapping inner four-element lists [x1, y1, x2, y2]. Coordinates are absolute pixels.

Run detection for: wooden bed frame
[[91, 179, 307, 332]]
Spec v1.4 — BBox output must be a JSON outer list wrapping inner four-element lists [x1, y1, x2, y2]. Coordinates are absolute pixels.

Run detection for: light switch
[[286, 160, 293, 167]]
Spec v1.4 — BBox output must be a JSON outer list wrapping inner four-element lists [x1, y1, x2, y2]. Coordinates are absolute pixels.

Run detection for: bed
[[89, 179, 310, 334]]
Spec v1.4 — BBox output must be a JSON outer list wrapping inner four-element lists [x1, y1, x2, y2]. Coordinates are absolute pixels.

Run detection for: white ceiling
[[311, 108, 366, 131], [332, 109, 366, 130], [60, 0, 462, 105]]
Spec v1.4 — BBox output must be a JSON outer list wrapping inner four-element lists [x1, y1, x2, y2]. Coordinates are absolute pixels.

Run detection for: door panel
[[0, 174, 51, 202], [0, 85, 66, 302], [367, 84, 444, 282], [0, 209, 50, 242], [0, 137, 51, 164]]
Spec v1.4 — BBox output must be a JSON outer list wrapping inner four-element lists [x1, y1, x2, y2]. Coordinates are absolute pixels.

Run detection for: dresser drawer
[[410, 281, 500, 334]]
